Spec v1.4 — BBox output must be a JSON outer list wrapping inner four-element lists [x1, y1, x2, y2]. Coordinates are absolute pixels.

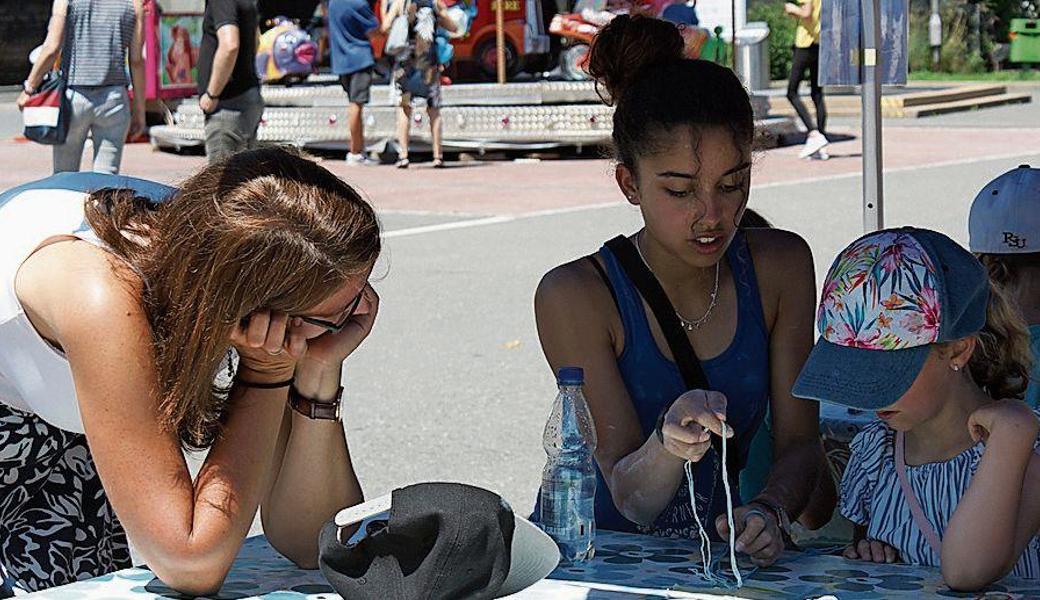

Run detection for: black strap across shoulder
[[604, 235, 734, 477], [586, 255, 619, 312]]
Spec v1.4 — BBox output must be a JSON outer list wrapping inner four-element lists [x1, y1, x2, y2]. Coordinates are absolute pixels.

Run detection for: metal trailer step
[[155, 103, 618, 148], [156, 81, 779, 151], [151, 110, 796, 153], [258, 80, 771, 115], [260, 80, 604, 107]]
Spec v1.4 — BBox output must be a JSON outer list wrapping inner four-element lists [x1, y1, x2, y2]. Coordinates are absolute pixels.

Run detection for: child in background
[[793, 227, 1040, 591], [969, 165, 1040, 409]]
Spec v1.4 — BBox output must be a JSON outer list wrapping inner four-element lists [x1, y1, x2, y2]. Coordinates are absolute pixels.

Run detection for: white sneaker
[[346, 153, 377, 166], [811, 148, 830, 161], [799, 130, 830, 159]]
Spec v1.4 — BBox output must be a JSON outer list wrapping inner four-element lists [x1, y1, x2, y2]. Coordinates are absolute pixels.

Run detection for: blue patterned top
[[592, 232, 770, 539], [841, 419, 1040, 578]]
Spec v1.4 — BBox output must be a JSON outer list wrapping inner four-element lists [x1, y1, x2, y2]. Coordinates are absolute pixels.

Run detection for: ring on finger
[[741, 508, 767, 524]]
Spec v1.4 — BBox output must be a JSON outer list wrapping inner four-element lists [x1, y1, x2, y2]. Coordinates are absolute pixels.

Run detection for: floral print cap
[[793, 227, 989, 410]]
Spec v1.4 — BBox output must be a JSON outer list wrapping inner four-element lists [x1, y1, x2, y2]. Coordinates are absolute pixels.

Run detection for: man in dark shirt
[[197, 0, 263, 163], [329, 0, 379, 166]]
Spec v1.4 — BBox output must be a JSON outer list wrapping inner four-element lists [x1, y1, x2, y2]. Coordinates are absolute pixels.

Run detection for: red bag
[[22, 71, 70, 145]]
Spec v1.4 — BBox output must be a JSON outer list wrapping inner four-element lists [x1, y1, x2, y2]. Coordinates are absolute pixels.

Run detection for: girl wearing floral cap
[[794, 227, 1040, 591]]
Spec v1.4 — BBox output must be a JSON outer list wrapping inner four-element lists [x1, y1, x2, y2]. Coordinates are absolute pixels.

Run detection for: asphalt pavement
[[1, 83, 1039, 539]]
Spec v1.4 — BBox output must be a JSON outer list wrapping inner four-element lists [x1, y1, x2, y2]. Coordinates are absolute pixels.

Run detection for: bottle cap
[[556, 367, 584, 386]]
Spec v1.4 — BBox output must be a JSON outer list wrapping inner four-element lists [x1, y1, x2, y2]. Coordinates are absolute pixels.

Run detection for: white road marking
[[381, 150, 1040, 238]]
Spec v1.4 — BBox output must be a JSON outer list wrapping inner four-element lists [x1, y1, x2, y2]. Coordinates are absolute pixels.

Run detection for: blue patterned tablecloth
[[24, 529, 1040, 599]]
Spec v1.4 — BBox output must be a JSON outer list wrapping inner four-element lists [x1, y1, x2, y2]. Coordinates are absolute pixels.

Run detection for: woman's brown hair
[[960, 279, 1033, 400], [586, 15, 754, 170], [85, 147, 381, 448]]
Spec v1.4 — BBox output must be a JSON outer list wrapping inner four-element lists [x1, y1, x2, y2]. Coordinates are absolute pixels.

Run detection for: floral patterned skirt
[[0, 403, 130, 596]]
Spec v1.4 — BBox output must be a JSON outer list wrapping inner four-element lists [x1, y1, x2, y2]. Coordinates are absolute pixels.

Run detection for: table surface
[[820, 405, 875, 445], [25, 529, 1040, 600]]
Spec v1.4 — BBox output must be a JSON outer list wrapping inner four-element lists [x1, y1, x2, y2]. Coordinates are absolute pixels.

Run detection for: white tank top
[[0, 172, 175, 433]]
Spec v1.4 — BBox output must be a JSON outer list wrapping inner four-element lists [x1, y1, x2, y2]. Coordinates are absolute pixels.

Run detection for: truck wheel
[[560, 44, 591, 81], [475, 37, 519, 80]]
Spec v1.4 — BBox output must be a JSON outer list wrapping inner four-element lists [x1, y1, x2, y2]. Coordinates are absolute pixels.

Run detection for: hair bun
[[586, 15, 685, 105]]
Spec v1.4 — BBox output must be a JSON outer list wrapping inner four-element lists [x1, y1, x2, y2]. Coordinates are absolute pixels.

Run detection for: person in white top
[[0, 147, 378, 595]]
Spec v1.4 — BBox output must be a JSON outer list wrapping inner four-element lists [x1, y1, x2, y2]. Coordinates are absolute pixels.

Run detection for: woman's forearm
[[150, 384, 289, 595], [26, 47, 60, 90], [262, 359, 363, 568], [205, 46, 238, 97], [754, 438, 826, 525], [608, 435, 687, 526], [942, 434, 1033, 590], [129, 57, 146, 115]]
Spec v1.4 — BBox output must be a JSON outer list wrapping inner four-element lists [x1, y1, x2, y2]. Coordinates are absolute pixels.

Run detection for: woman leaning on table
[[0, 148, 377, 595]]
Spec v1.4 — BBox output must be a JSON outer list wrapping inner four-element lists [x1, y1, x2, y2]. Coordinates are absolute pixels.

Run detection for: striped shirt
[[841, 418, 1040, 579], [61, 0, 136, 87]]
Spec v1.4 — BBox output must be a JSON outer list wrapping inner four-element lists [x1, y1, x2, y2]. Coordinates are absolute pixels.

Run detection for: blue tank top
[[594, 232, 770, 539]]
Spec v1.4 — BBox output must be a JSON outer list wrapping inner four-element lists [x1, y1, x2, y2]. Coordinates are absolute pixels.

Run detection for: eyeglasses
[[295, 289, 364, 333]]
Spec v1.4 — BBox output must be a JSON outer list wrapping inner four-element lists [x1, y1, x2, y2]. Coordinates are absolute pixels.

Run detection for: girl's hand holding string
[[715, 505, 785, 567], [659, 390, 732, 463]]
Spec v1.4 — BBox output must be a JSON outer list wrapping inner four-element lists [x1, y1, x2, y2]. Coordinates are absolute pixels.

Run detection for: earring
[[951, 364, 961, 372]]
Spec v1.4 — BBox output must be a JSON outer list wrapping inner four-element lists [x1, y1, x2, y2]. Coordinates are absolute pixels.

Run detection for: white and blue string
[[683, 423, 744, 589]]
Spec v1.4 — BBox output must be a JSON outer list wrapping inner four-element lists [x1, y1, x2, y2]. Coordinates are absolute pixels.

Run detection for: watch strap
[[288, 384, 343, 421]]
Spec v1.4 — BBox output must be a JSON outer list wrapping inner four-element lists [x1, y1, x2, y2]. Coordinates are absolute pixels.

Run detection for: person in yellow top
[[784, 0, 828, 160]]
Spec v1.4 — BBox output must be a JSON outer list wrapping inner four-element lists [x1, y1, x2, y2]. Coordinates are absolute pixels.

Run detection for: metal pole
[[970, 3, 981, 56], [861, 0, 883, 232], [731, 0, 737, 70], [496, 0, 507, 84], [929, 0, 941, 70]]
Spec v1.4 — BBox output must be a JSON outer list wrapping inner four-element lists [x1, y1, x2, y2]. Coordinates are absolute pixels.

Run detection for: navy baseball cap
[[792, 227, 989, 410], [969, 165, 1040, 254]]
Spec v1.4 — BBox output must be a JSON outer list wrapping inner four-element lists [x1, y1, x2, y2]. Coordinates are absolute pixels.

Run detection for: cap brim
[[498, 515, 560, 597], [334, 494, 392, 528], [792, 338, 930, 410]]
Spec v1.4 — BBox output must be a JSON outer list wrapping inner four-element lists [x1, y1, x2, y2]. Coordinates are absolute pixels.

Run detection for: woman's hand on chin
[[231, 309, 306, 380], [300, 284, 380, 368]]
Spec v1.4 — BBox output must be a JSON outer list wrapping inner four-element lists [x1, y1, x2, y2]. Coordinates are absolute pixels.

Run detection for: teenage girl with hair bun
[[534, 15, 833, 567]]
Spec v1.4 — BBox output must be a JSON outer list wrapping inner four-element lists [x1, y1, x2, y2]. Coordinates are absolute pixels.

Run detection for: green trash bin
[[1010, 19, 1040, 64]]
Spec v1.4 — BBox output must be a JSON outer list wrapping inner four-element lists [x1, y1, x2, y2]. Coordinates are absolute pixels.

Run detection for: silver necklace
[[635, 235, 720, 331]]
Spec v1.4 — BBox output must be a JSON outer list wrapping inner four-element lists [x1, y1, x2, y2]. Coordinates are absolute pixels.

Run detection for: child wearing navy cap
[[794, 227, 1040, 591], [969, 165, 1040, 408]]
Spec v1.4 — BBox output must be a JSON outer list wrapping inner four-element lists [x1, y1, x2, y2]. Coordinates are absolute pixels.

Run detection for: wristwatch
[[22, 80, 37, 95], [288, 384, 343, 421]]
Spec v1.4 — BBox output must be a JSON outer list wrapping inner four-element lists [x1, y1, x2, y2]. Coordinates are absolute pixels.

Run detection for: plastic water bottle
[[540, 367, 597, 564]]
